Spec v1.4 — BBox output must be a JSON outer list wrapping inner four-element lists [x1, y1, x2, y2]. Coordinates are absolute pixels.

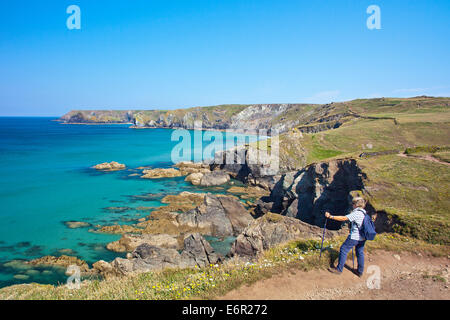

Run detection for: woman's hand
[[325, 211, 331, 219]]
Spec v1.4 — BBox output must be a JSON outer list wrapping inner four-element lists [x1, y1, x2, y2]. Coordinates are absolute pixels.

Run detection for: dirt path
[[397, 153, 450, 166], [219, 250, 450, 300]]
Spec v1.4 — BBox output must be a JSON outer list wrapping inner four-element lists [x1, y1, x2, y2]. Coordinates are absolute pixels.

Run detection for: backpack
[[356, 208, 377, 240]]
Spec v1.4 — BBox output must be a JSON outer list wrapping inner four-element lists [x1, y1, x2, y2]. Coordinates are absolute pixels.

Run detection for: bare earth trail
[[397, 153, 450, 166], [219, 250, 450, 300]]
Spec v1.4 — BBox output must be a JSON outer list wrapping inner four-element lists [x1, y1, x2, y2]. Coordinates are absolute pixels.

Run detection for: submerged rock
[[57, 248, 78, 255], [102, 206, 132, 213], [63, 221, 92, 229], [13, 274, 30, 280], [3, 260, 32, 271], [93, 161, 126, 171]]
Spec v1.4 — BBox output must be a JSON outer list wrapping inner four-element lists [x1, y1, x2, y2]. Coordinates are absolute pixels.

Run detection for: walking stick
[[352, 247, 355, 269], [319, 217, 328, 259]]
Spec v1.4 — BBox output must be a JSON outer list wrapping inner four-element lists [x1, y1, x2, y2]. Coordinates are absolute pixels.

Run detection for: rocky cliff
[[59, 103, 355, 134]]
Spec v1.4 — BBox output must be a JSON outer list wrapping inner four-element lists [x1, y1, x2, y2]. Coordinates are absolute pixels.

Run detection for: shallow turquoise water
[[0, 117, 257, 287]]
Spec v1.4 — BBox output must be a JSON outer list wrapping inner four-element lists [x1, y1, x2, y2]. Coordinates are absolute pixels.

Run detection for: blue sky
[[0, 0, 449, 116]]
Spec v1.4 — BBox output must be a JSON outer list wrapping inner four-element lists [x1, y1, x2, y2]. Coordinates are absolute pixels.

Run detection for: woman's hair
[[352, 197, 366, 208]]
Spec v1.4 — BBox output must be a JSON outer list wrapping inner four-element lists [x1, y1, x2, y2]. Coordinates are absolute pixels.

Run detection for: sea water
[[0, 117, 259, 288]]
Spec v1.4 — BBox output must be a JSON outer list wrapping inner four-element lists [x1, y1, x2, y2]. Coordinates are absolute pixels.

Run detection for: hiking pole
[[352, 247, 355, 269], [319, 217, 328, 260]]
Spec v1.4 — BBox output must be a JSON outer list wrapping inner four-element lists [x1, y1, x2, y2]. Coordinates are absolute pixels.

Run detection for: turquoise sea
[[0, 117, 258, 288]]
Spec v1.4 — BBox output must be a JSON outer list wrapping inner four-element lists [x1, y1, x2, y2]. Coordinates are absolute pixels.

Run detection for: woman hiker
[[325, 197, 367, 277]]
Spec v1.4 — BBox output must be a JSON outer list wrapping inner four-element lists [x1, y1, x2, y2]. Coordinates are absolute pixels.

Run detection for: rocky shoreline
[[8, 152, 380, 282], [58, 103, 355, 135], [8, 98, 403, 284]]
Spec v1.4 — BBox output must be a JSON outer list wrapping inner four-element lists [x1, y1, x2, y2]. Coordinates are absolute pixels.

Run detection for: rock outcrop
[[185, 172, 204, 185], [174, 161, 211, 174], [229, 213, 346, 259], [257, 159, 366, 229], [209, 145, 282, 189], [94, 233, 222, 278], [141, 168, 183, 179], [106, 233, 181, 252], [26, 255, 91, 273], [60, 103, 358, 137], [93, 161, 126, 171], [185, 171, 230, 186], [176, 195, 254, 238]]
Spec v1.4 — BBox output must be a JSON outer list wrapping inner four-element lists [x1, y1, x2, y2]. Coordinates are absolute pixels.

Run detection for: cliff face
[[59, 110, 136, 123], [59, 103, 353, 134]]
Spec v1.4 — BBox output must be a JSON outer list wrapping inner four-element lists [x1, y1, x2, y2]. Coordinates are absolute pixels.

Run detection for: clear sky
[[0, 0, 449, 116]]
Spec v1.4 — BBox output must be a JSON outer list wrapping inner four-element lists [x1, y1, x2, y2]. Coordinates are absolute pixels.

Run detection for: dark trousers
[[336, 237, 366, 274]]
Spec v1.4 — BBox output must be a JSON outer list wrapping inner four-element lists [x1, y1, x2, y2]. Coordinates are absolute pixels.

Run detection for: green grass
[[307, 136, 344, 162], [434, 151, 450, 163], [404, 145, 450, 155], [357, 155, 450, 244]]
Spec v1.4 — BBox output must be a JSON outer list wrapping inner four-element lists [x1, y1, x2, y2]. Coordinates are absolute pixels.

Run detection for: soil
[[219, 250, 450, 300], [397, 153, 450, 166]]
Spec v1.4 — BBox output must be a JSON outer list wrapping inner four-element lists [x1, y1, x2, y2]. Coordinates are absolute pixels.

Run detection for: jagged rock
[[95, 233, 222, 278], [93, 161, 126, 171], [262, 159, 366, 228], [141, 168, 183, 179], [229, 213, 345, 259], [106, 233, 180, 252], [211, 146, 281, 184], [63, 221, 91, 229], [253, 199, 274, 217], [180, 233, 223, 267], [176, 195, 253, 238], [26, 255, 90, 273]]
